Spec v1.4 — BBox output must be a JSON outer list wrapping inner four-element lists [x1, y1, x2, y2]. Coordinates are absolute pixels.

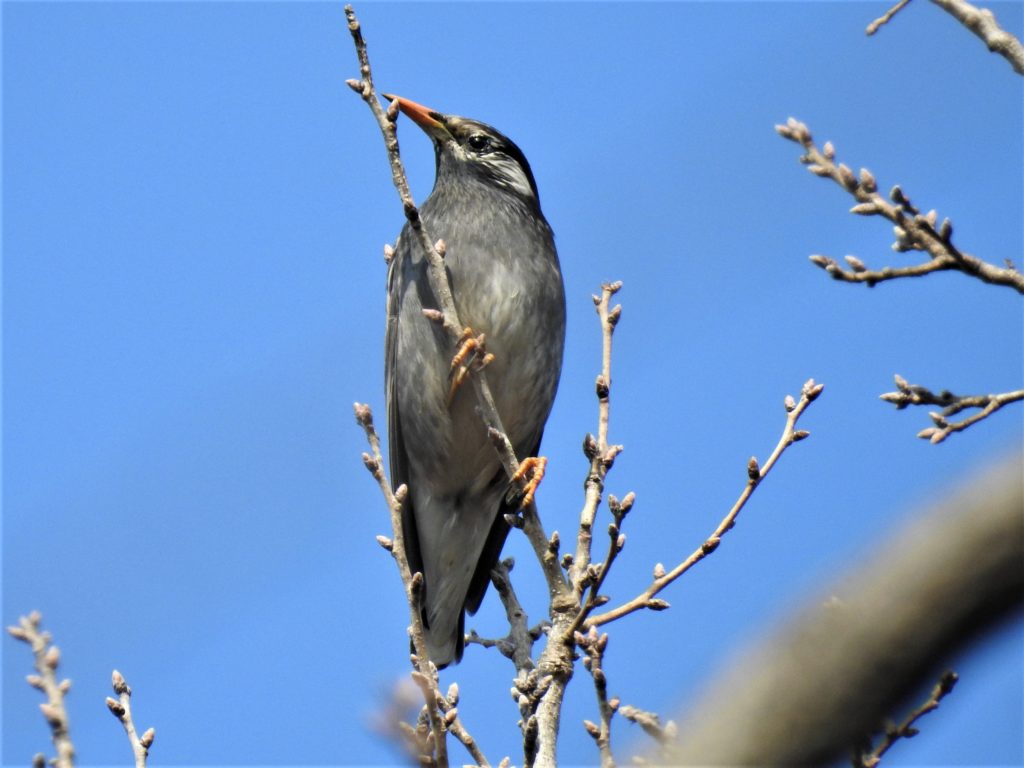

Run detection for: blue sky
[[3, 2, 1021, 766]]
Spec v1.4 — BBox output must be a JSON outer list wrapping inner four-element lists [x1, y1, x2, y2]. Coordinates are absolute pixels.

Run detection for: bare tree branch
[[466, 557, 542, 677], [571, 282, 624, 588], [567, 282, 630, 635], [7, 612, 76, 768], [356, 403, 494, 767], [881, 375, 1024, 443], [520, 281, 630, 767], [619, 705, 676, 749], [354, 403, 454, 767], [431, 681, 493, 768], [776, 117, 1024, 294], [853, 670, 959, 768], [554, 294, 823, 762], [866, 0, 914, 35], [355, 409, 445, 764], [777, 118, 1022, 442], [576, 627, 617, 768], [663, 454, 1024, 765], [930, 0, 1024, 74], [105, 670, 154, 768], [865, 0, 1024, 75], [585, 378, 823, 629]]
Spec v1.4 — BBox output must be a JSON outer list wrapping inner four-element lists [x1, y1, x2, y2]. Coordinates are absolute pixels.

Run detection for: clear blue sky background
[[3, 2, 1021, 766]]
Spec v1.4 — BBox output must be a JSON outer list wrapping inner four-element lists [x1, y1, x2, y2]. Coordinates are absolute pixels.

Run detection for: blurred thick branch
[[663, 454, 1024, 765], [7, 612, 76, 768]]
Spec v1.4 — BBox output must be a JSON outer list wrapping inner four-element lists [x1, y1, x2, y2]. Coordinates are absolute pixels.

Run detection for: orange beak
[[382, 94, 448, 137]]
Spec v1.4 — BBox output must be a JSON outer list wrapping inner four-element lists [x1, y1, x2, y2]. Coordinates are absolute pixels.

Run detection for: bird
[[384, 96, 566, 667]]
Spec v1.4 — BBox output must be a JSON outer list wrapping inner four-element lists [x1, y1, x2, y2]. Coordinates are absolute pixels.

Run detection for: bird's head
[[383, 95, 541, 208]]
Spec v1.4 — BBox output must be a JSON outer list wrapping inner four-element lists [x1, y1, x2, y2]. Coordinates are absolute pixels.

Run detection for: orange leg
[[511, 456, 548, 509], [447, 329, 494, 405], [449, 327, 480, 372]]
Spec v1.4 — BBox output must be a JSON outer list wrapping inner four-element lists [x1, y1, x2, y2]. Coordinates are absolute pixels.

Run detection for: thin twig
[[880, 375, 1024, 443], [354, 403, 449, 768], [853, 670, 959, 767], [930, 0, 1024, 74], [571, 282, 624, 593], [447, 715, 492, 768], [567, 283, 629, 635], [518, 491, 574, 605], [435, 682, 493, 768], [7, 612, 76, 768], [573, 495, 631, 632], [865, 0, 1023, 74], [466, 557, 549, 758], [105, 671, 154, 768], [776, 117, 1024, 294], [586, 378, 823, 628], [466, 558, 541, 676], [866, 0, 914, 35], [383, 679, 490, 768], [577, 627, 617, 768], [358, 406, 490, 768], [618, 705, 676, 747], [519, 281, 627, 767], [374, 680, 430, 764]]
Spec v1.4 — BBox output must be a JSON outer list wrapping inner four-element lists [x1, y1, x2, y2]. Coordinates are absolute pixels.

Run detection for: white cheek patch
[[485, 155, 535, 200], [449, 139, 537, 202]]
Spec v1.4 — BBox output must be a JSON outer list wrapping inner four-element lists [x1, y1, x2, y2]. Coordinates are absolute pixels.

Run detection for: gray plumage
[[385, 97, 565, 666]]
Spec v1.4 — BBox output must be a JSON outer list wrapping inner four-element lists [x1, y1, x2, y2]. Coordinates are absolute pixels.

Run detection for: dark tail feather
[[428, 483, 514, 668], [464, 499, 513, 616], [418, 609, 463, 669]]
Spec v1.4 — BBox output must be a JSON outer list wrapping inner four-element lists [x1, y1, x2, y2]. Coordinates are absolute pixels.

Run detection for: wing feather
[[385, 234, 424, 584]]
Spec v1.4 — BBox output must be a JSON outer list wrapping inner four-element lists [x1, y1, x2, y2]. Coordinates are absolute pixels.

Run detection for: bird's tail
[[412, 480, 517, 668], [421, 608, 464, 669]]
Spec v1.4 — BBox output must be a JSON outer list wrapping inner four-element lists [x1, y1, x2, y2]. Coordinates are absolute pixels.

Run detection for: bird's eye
[[467, 134, 491, 152]]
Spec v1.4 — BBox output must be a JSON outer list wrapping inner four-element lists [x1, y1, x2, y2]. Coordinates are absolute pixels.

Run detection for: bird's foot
[[511, 456, 548, 509], [447, 328, 495, 406]]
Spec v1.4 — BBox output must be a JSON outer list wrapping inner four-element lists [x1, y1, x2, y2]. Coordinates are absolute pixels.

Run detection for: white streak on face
[[446, 137, 537, 203], [478, 153, 535, 200]]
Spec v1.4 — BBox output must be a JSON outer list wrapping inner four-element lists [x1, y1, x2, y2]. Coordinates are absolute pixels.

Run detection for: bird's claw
[[450, 327, 486, 370], [447, 328, 494, 406], [511, 456, 548, 509]]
